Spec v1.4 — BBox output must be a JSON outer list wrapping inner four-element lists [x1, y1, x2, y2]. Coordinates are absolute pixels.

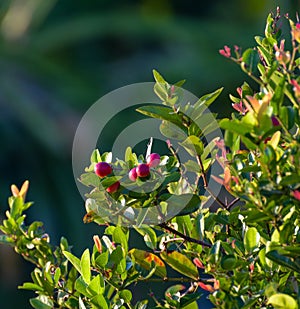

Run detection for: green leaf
[[54, 267, 61, 286], [63, 251, 81, 274], [79, 172, 100, 188], [160, 251, 199, 280], [176, 216, 193, 238], [125, 146, 138, 168], [270, 76, 285, 114], [80, 249, 91, 284], [119, 289, 133, 302], [153, 69, 167, 84], [221, 255, 237, 270], [90, 294, 108, 309], [129, 249, 166, 278], [266, 250, 300, 273], [135, 227, 157, 250], [208, 240, 221, 264], [267, 293, 297, 309], [95, 251, 109, 268], [0, 234, 15, 245], [110, 246, 126, 274], [257, 46, 272, 66], [224, 130, 240, 153], [160, 120, 186, 140], [30, 295, 54, 309], [75, 276, 88, 295], [19, 282, 44, 292], [10, 197, 23, 217], [177, 194, 202, 216], [219, 118, 254, 136], [136, 105, 187, 132], [242, 49, 259, 74], [161, 194, 201, 216], [244, 227, 260, 253], [90, 149, 101, 164], [179, 135, 204, 156], [174, 79, 186, 87], [193, 87, 223, 111], [279, 106, 295, 130], [87, 274, 105, 296], [182, 301, 200, 309], [183, 160, 201, 174], [113, 226, 128, 253], [180, 293, 201, 308], [165, 284, 185, 298], [154, 82, 168, 102]]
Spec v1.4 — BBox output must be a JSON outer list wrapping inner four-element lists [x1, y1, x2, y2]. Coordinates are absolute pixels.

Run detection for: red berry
[[129, 167, 138, 181], [146, 153, 161, 167], [136, 163, 150, 178], [94, 162, 112, 178], [271, 115, 280, 126], [106, 181, 120, 193]]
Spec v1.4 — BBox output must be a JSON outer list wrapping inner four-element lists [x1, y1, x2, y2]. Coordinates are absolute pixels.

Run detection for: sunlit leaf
[[266, 250, 300, 273], [80, 249, 91, 284], [160, 251, 198, 280], [63, 251, 81, 274], [136, 105, 187, 132], [30, 295, 54, 309], [267, 293, 297, 309], [129, 249, 166, 278], [244, 227, 260, 253], [179, 135, 204, 156]]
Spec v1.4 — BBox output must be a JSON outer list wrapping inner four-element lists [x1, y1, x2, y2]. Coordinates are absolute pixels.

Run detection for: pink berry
[[106, 181, 120, 193], [94, 162, 112, 178], [129, 167, 138, 181], [146, 153, 161, 167], [136, 163, 150, 178]]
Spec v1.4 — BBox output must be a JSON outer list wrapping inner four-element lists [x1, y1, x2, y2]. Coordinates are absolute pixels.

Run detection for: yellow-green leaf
[[80, 249, 91, 284], [268, 131, 281, 149], [267, 293, 297, 309], [244, 227, 260, 253], [129, 249, 166, 278], [160, 251, 199, 280]]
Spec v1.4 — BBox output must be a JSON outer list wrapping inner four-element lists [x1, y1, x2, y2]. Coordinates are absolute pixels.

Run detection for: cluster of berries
[[94, 153, 161, 193]]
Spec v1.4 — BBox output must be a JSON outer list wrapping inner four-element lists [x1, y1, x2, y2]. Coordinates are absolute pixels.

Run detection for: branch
[[225, 197, 240, 211], [196, 154, 227, 209], [159, 222, 212, 248]]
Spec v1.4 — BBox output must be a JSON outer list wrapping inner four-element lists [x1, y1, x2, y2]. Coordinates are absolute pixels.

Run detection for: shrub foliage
[[1, 8, 300, 309]]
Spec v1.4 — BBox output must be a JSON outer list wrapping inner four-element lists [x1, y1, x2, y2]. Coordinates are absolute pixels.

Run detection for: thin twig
[[159, 222, 212, 248], [142, 277, 196, 282], [225, 197, 240, 211], [196, 154, 227, 209], [196, 155, 207, 187]]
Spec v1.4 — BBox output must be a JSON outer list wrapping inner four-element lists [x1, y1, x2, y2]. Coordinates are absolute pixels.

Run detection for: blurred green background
[[0, 0, 299, 308]]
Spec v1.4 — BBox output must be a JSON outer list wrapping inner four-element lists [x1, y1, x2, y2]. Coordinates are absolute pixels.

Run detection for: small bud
[[193, 257, 205, 269], [219, 45, 231, 58], [93, 235, 102, 253], [198, 282, 215, 293], [291, 23, 300, 43], [291, 79, 300, 100], [292, 190, 300, 201]]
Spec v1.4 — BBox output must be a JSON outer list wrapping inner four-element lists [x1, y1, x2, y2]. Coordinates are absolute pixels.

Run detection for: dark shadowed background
[[0, 0, 299, 308]]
